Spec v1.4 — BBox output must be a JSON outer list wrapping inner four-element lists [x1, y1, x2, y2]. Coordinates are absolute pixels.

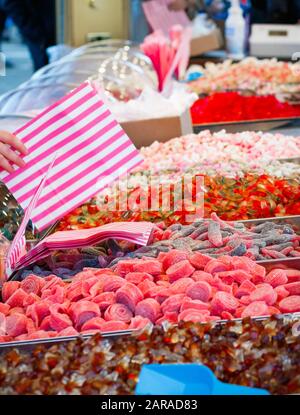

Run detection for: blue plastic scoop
[[136, 364, 269, 395]]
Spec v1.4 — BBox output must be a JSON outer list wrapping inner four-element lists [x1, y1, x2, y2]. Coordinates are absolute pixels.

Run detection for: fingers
[[0, 131, 28, 156], [0, 154, 14, 174], [0, 142, 26, 169]]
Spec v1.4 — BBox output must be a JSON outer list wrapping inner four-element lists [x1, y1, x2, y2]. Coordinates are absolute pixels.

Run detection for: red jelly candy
[[20, 275, 44, 296], [285, 269, 300, 282], [231, 257, 251, 273], [211, 292, 239, 314], [191, 271, 214, 284], [129, 316, 152, 330], [178, 309, 209, 323], [279, 295, 300, 313], [161, 294, 186, 314], [6, 289, 28, 308], [274, 285, 290, 300], [186, 281, 212, 303], [228, 270, 251, 284], [251, 264, 266, 280], [154, 288, 172, 304], [133, 259, 162, 275], [161, 250, 189, 271], [137, 280, 157, 297], [81, 317, 105, 331], [284, 282, 300, 295], [6, 313, 28, 337], [166, 260, 195, 283], [240, 295, 251, 305], [249, 284, 277, 305], [241, 301, 269, 318], [92, 292, 116, 311], [103, 276, 126, 293], [125, 272, 153, 284], [235, 280, 256, 298], [1, 281, 20, 302], [115, 260, 138, 276], [204, 260, 231, 275], [135, 298, 161, 323], [98, 321, 128, 332], [116, 283, 144, 312], [0, 303, 10, 316], [170, 278, 194, 294], [264, 269, 288, 287], [180, 298, 210, 312], [221, 311, 234, 320], [104, 303, 133, 323], [189, 252, 211, 270]]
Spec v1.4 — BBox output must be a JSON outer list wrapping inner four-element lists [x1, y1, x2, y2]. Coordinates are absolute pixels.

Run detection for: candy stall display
[[188, 58, 300, 125], [0, 316, 299, 395], [0, 40, 300, 397]]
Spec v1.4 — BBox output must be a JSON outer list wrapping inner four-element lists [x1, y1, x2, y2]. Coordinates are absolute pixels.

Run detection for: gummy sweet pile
[[188, 58, 300, 98], [1, 248, 300, 343], [0, 317, 299, 395], [137, 130, 300, 174], [58, 173, 300, 230], [190, 92, 300, 125]]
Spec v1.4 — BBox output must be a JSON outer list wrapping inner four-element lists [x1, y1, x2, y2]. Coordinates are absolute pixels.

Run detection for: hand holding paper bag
[[0, 130, 28, 173]]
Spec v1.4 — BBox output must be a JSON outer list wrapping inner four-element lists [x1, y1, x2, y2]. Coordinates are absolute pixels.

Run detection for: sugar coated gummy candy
[[279, 295, 300, 313], [166, 260, 195, 283]]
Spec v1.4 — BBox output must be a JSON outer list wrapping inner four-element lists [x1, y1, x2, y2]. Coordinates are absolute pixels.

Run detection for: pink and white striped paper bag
[[143, 0, 191, 35], [6, 155, 56, 277], [0, 82, 143, 231], [14, 221, 155, 271]]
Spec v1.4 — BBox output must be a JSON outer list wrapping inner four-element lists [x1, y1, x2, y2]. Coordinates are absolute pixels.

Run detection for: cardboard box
[[120, 109, 193, 148], [190, 28, 223, 57]]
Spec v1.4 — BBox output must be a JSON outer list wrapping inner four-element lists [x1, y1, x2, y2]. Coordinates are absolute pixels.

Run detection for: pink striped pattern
[[143, 0, 191, 35], [6, 156, 56, 277], [0, 82, 143, 231], [6, 235, 26, 277], [14, 222, 154, 270]]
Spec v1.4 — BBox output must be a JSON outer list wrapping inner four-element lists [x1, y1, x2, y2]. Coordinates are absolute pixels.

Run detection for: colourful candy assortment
[[57, 173, 300, 229], [188, 58, 300, 98], [188, 58, 300, 124], [0, 316, 299, 395], [1, 250, 300, 344]]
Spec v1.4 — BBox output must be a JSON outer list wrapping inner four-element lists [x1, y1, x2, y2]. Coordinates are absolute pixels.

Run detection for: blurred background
[[1, 0, 300, 95]]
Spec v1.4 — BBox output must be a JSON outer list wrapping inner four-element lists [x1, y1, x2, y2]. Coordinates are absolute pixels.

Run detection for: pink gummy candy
[[264, 269, 288, 287], [241, 301, 269, 318], [249, 284, 277, 305], [186, 281, 212, 303], [166, 260, 195, 283]]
